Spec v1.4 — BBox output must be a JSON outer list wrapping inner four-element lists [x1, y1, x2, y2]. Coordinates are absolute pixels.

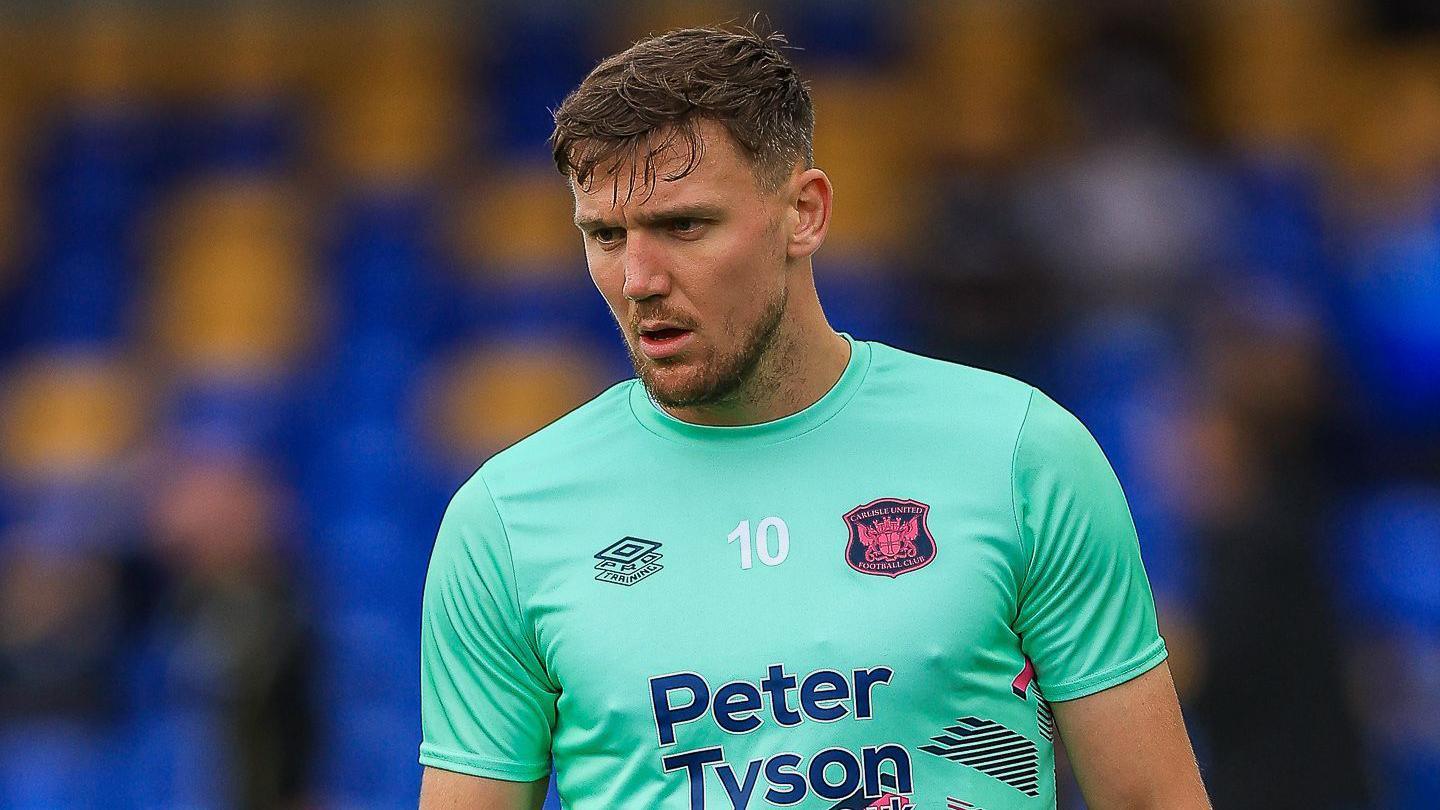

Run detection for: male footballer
[[419, 24, 1210, 810]]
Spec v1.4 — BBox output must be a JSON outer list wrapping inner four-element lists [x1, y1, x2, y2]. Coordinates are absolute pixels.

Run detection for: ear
[[786, 167, 832, 261]]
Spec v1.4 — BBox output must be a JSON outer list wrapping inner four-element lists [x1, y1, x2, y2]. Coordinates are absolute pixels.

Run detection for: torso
[[487, 340, 1058, 809]]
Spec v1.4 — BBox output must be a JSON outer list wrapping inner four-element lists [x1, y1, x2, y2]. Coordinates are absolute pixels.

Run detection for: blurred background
[[0, 0, 1437, 808]]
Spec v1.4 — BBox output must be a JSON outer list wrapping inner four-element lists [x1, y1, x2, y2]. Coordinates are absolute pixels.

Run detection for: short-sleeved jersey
[[420, 336, 1167, 809]]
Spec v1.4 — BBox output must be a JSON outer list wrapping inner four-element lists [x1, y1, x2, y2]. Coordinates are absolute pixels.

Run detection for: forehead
[[571, 120, 759, 219]]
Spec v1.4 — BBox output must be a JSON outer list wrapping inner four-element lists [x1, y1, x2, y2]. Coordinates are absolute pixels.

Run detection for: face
[[572, 120, 794, 409]]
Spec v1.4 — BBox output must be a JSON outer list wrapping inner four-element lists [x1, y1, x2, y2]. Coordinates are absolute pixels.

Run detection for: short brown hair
[[549, 22, 814, 193]]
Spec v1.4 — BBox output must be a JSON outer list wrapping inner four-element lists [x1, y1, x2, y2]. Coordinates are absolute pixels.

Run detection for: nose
[[621, 233, 671, 302]]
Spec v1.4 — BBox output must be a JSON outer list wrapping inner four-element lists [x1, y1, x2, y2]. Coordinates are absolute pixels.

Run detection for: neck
[[663, 273, 850, 427]]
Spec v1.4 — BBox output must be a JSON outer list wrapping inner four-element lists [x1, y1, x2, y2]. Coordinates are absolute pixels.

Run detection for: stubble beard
[[626, 286, 789, 409]]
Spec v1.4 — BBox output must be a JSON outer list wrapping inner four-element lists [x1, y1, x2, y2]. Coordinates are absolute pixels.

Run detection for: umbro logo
[[594, 536, 664, 586]]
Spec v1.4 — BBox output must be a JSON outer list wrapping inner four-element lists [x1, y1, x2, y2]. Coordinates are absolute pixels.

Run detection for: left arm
[[1009, 390, 1208, 808], [1051, 661, 1210, 809]]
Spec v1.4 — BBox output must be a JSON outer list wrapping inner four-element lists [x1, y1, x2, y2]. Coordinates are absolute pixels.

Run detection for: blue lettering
[[799, 670, 850, 721], [652, 672, 710, 746], [712, 681, 763, 734], [759, 665, 802, 726], [661, 745, 725, 810], [862, 744, 913, 796], [808, 747, 862, 800], [852, 667, 892, 719], [716, 758, 763, 809], [762, 753, 807, 806]]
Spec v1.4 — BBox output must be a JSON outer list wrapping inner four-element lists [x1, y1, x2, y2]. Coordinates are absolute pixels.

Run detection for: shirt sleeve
[[419, 470, 556, 781], [1010, 388, 1168, 702]]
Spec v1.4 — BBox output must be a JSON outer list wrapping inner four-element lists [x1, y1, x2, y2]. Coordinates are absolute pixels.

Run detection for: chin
[[640, 366, 713, 407]]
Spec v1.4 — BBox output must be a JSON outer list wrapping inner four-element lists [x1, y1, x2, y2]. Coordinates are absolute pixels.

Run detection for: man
[[419, 24, 1210, 810]]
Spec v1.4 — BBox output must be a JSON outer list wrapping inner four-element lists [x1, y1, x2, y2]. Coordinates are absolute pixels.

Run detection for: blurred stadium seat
[[148, 175, 317, 375], [0, 351, 145, 484], [808, 72, 917, 258], [420, 340, 606, 466]]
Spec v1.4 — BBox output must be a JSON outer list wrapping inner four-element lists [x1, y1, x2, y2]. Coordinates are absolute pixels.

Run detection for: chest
[[511, 452, 1025, 732]]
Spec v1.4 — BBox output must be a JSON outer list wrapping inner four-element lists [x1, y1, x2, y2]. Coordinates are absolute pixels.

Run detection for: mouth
[[636, 324, 696, 360]]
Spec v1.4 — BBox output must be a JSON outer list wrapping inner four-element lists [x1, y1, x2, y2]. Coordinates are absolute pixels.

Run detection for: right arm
[[419, 474, 558, 808], [419, 767, 549, 810]]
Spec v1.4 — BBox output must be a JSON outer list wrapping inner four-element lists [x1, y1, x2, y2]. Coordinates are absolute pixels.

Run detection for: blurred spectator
[[0, 533, 126, 807], [0, 536, 122, 724], [1178, 289, 1370, 809], [1340, 486, 1440, 809], [130, 449, 313, 810]]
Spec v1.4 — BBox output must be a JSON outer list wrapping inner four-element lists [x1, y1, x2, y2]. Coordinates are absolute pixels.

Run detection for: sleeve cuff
[[1040, 637, 1169, 702], [418, 743, 551, 782]]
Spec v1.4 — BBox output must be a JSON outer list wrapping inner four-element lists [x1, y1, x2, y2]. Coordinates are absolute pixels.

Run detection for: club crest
[[843, 498, 937, 578]]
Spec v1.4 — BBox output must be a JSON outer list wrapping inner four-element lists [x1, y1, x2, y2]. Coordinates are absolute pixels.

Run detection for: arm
[[418, 767, 549, 810], [419, 474, 558, 804], [1009, 390, 1205, 806], [1052, 661, 1209, 809]]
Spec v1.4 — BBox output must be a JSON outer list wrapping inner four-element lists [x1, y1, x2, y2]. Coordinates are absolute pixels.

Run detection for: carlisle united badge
[[843, 497, 937, 578]]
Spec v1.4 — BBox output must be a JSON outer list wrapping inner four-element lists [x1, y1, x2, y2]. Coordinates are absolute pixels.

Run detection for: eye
[[589, 227, 624, 247], [668, 218, 703, 237]]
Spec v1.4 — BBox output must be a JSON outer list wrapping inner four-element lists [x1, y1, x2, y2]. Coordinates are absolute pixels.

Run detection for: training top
[[419, 335, 1167, 810]]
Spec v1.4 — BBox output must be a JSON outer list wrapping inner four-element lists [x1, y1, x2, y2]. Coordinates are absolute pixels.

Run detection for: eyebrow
[[574, 202, 726, 232]]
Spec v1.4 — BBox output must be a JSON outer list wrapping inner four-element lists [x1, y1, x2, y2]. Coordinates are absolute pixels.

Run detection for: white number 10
[[727, 517, 790, 570]]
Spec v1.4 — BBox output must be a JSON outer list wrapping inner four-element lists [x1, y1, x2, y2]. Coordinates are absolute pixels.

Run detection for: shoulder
[[861, 340, 1038, 429]]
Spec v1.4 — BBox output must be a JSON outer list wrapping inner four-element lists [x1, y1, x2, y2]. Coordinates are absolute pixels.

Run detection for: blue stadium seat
[[14, 246, 133, 346], [1337, 486, 1440, 808], [177, 100, 295, 175], [303, 418, 424, 512], [1340, 486, 1440, 633], [458, 272, 616, 343], [814, 261, 912, 346], [309, 513, 428, 612], [165, 377, 296, 458], [485, 6, 597, 160], [0, 720, 115, 809], [324, 334, 427, 422], [17, 109, 156, 344], [1225, 158, 1327, 283], [1335, 214, 1440, 433], [122, 708, 228, 810], [320, 609, 417, 697], [316, 703, 422, 808], [330, 190, 448, 343], [777, 0, 901, 65]]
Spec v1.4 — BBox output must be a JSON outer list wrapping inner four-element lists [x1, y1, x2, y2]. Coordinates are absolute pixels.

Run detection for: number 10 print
[[726, 517, 790, 570]]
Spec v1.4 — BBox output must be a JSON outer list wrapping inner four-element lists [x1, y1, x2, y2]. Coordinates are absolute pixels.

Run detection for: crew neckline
[[629, 333, 872, 447]]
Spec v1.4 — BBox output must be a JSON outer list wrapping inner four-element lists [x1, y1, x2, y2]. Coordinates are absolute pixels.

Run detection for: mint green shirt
[[420, 336, 1167, 809]]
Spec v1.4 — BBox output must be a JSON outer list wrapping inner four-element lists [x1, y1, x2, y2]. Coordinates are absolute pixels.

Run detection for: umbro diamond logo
[[594, 536, 664, 586]]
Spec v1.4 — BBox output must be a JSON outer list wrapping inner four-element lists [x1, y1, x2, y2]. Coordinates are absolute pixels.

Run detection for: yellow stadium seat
[[421, 340, 604, 460], [0, 89, 30, 293], [1328, 44, 1440, 204], [145, 5, 300, 102], [609, 0, 750, 47], [311, 7, 466, 185], [1201, 0, 1347, 152], [448, 168, 580, 275], [209, 7, 291, 99], [908, 0, 1060, 164], [61, 6, 148, 105], [0, 352, 146, 480], [808, 72, 919, 258], [147, 176, 319, 377]]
